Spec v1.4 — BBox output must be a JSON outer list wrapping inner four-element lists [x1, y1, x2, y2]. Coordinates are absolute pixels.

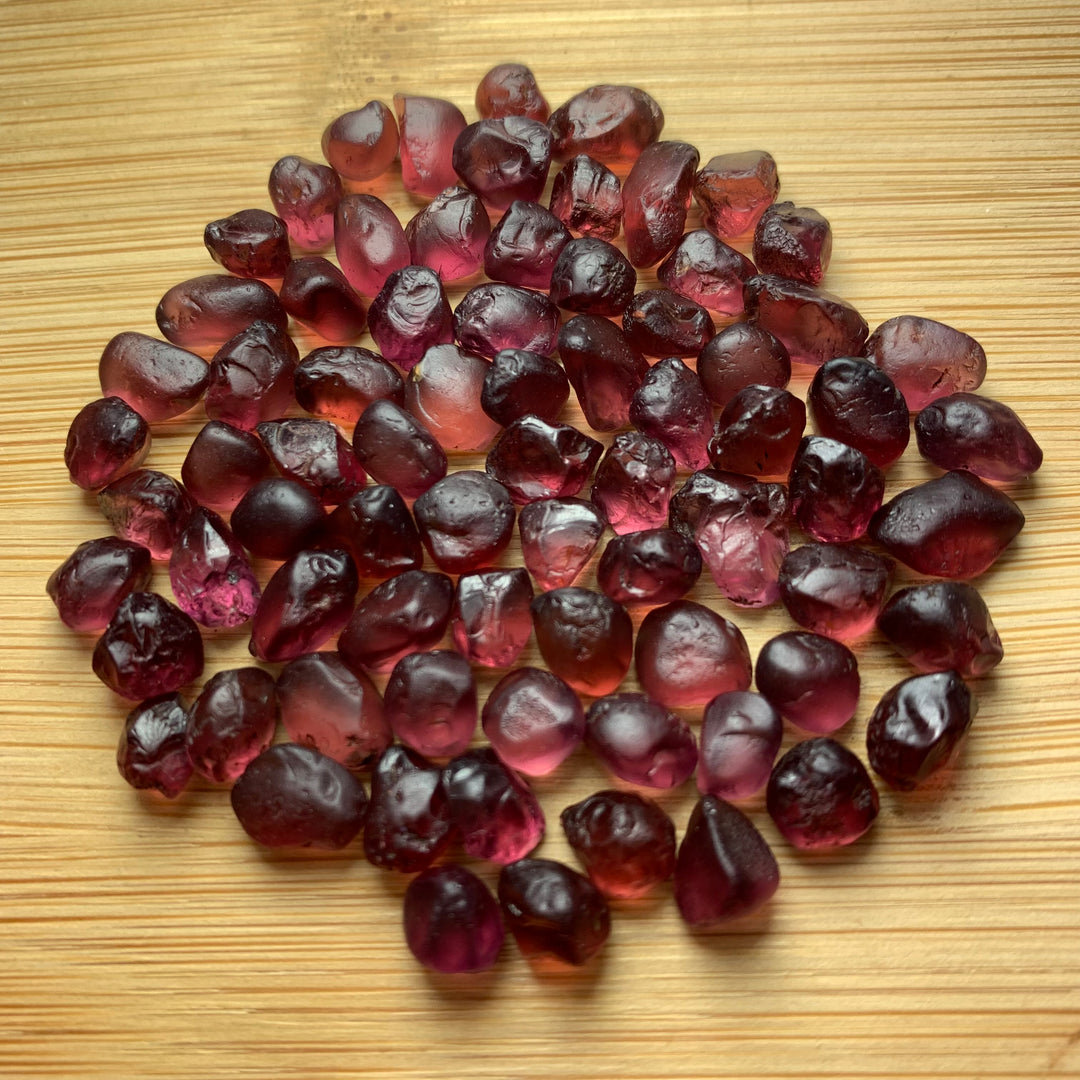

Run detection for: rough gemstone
[[622, 288, 714, 358], [413, 471, 515, 573], [497, 858, 610, 965], [697, 322, 791, 408], [203, 208, 291, 279], [480, 348, 570, 426], [692, 150, 779, 239], [155, 275, 287, 348], [869, 469, 1025, 578], [674, 795, 780, 926], [622, 140, 699, 267], [560, 790, 676, 898], [656, 230, 757, 316], [230, 744, 367, 849], [481, 667, 585, 776], [669, 468, 784, 541], [877, 581, 1004, 678], [752, 201, 832, 285], [708, 384, 807, 478], [405, 187, 491, 282], [230, 478, 326, 560], [205, 319, 298, 431], [453, 117, 553, 210], [47, 536, 153, 632], [278, 256, 367, 343], [596, 528, 702, 606], [65, 397, 150, 491], [634, 599, 752, 709], [789, 435, 885, 543], [452, 567, 534, 668], [697, 691, 784, 800], [866, 671, 976, 790], [403, 865, 505, 974], [116, 693, 193, 799], [248, 548, 358, 663], [321, 485, 423, 578], [485, 415, 603, 504], [405, 344, 501, 452], [294, 345, 404, 423], [256, 418, 365, 505], [98, 469, 196, 560], [483, 200, 570, 290], [98, 332, 209, 422], [517, 497, 605, 591], [864, 314, 987, 410], [394, 94, 468, 199], [351, 399, 447, 498], [334, 193, 410, 299], [321, 101, 398, 181], [92, 592, 203, 700], [476, 63, 550, 121], [548, 84, 664, 163], [367, 265, 454, 371], [186, 666, 277, 783], [548, 154, 623, 240], [181, 421, 271, 511], [557, 315, 649, 431], [549, 237, 637, 316], [591, 432, 676, 534], [267, 155, 342, 251], [530, 587, 633, 697], [453, 282, 560, 359], [385, 650, 477, 759], [767, 738, 879, 849]]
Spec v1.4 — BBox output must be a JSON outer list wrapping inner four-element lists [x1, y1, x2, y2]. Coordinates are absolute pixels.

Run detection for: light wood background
[[2, 1, 1079, 1077]]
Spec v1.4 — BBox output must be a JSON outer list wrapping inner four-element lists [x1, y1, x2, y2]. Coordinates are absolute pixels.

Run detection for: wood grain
[[2, 1, 1079, 1077]]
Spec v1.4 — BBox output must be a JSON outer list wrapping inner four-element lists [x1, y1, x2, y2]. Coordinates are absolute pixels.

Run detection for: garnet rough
[[366, 265, 454, 371], [413, 471, 515, 574], [866, 671, 976, 790], [698, 322, 791, 409], [869, 470, 1025, 578], [596, 527, 702, 606], [623, 288, 714, 358], [453, 116, 553, 210], [256, 418, 365, 506], [517, 497, 605, 591], [65, 397, 150, 491], [752, 201, 832, 286], [622, 140, 700, 267], [267, 155, 342, 252], [674, 795, 780, 927], [697, 691, 784, 801], [548, 84, 664, 163], [351, 399, 447, 498], [403, 865, 505, 974], [405, 344, 500, 453], [483, 200, 570, 290], [334, 193, 410, 300], [384, 650, 477, 759], [692, 150, 779, 239], [117, 693, 194, 799], [549, 237, 637, 317], [98, 469, 196, 560], [230, 478, 327, 561], [230, 744, 367, 849], [656, 229, 757, 317], [321, 485, 423, 578], [560, 790, 676, 899], [181, 421, 271, 512], [548, 154, 623, 240], [485, 415, 603, 504], [591, 431, 676, 534], [480, 348, 570, 426], [708, 384, 806, 479], [789, 436, 885, 543], [203, 208, 291, 279], [669, 469, 784, 542], [453, 281, 560, 359], [278, 256, 367, 343], [204, 319, 298, 431], [395, 94, 469, 199], [766, 738, 879, 849], [47, 536, 153, 632], [155, 275, 287, 349], [294, 346, 404, 423], [186, 666, 277, 783], [476, 62, 550, 121], [451, 567, 535, 668], [98, 332, 209, 422], [321, 101, 398, 182], [405, 187, 491, 283]]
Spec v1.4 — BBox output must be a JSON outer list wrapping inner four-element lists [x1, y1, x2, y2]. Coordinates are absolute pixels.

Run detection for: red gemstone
[[405, 344, 500, 452], [294, 345, 404, 424], [548, 84, 663, 163], [476, 63, 550, 121], [413, 471, 515, 574], [230, 478, 326, 560], [480, 348, 570, 426], [98, 469, 196, 560], [98, 332, 209, 422], [622, 140, 699, 267], [622, 288, 714, 359], [517, 496, 605, 591], [405, 187, 491, 282], [697, 691, 783, 800], [268, 155, 341, 251], [549, 237, 637, 316], [47, 536, 152, 632], [256, 418, 366, 505], [451, 567, 534, 668], [203, 208, 291, 279], [453, 117, 553, 210], [334, 193, 410, 299], [789, 436, 885, 543], [155, 274, 287, 348], [205, 320, 298, 431], [181, 421, 272, 512], [394, 94, 468, 199], [483, 200, 570, 290], [367, 265, 454, 371], [117, 693, 193, 799], [65, 397, 150, 491], [752, 201, 832, 285], [384, 650, 477, 759], [321, 102, 398, 182], [186, 666, 277, 783], [278, 256, 367, 343], [548, 154, 623, 240], [321, 485, 423, 578], [693, 150, 779, 239], [698, 322, 791, 408], [485, 415, 603, 504], [596, 527, 702, 606], [453, 282, 560, 359], [591, 431, 676, 534], [656, 229, 757, 316], [708, 384, 806, 478], [352, 399, 447, 498]]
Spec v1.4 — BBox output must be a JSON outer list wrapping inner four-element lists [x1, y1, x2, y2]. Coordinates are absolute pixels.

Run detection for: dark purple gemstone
[[405, 343, 500, 452], [698, 322, 791, 408], [669, 469, 787, 544], [204, 208, 291, 279], [65, 397, 150, 491], [517, 496, 605, 591], [351, 399, 447, 498], [789, 436, 885, 543], [413, 471, 515, 574], [47, 536, 153, 632], [708, 384, 806, 478], [591, 431, 676, 534], [623, 288, 715, 359], [231, 744, 367, 849], [321, 485, 422, 578], [693, 150, 779, 239], [453, 282, 560, 358], [485, 415, 603, 504], [321, 101, 398, 182], [98, 469, 196, 560], [334, 193, 410, 299], [752, 201, 832, 285], [548, 154, 623, 240], [186, 666, 277, 783], [230, 478, 327, 560], [767, 738, 879, 848], [155, 275, 287, 349], [622, 140, 699, 267], [278, 256, 367, 343], [205, 320, 298, 431], [452, 567, 534, 668], [268, 154, 341, 251], [549, 237, 637, 316], [98, 332, 209, 422], [596, 527, 702, 606], [405, 187, 491, 282], [560, 790, 676, 899], [294, 346, 404, 423], [480, 348, 570, 426], [256, 418, 366, 505], [483, 200, 570, 290], [656, 229, 757, 316], [385, 650, 477, 759], [697, 691, 783, 800], [476, 63, 549, 121], [181, 421, 272, 512], [92, 592, 203, 700], [548, 84, 663, 163], [367, 265, 454, 371], [116, 693, 193, 798], [395, 93, 468, 199], [453, 116, 553, 210]]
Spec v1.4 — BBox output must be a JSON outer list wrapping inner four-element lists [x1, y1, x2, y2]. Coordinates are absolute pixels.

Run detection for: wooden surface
[[2, 1, 1079, 1077]]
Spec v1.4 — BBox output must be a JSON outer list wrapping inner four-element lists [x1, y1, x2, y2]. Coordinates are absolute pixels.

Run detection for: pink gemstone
[[453, 117, 553, 210], [321, 102, 398, 182], [476, 63, 550, 121], [268, 155, 341, 251], [367, 265, 454, 371], [789, 436, 885, 543], [596, 527, 701, 606], [708, 384, 807, 479], [405, 344, 500, 452], [117, 693, 194, 799], [155, 275, 287, 349], [256, 418, 366, 505], [276, 650, 390, 769], [334, 193, 410, 298], [181, 421, 271, 511], [549, 237, 637, 316], [294, 346, 404, 424], [322, 485, 422, 578], [697, 691, 783, 800], [549, 154, 623, 240], [591, 431, 676, 535], [483, 200, 570, 290], [47, 537, 152, 632], [753, 201, 832, 285], [205, 320, 298, 431], [629, 356, 713, 471], [186, 667, 277, 783], [98, 469, 196, 560], [453, 282, 560, 358], [405, 187, 491, 282], [698, 322, 791, 408], [693, 150, 779, 239], [413, 471, 515, 574], [517, 497, 605, 591], [351, 399, 447, 498], [98, 332, 209, 422], [622, 140, 699, 267], [394, 94, 468, 199], [65, 397, 150, 491], [548, 85, 664, 163], [485, 415, 603, 504], [452, 567, 534, 668], [385, 650, 477, 759], [278, 256, 367, 343], [480, 348, 570, 426], [657, 229, 757, 316], [230, 478, 326, 560], [670, 469, 785, 542], [203, 208, 291, 279], [623, 288, 714, 358]]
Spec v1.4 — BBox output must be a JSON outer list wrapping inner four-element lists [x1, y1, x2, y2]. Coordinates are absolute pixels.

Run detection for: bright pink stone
[[476, 63, 550, 121], [186, 666, 277, 783], [294, 346, 404, 423], [385, 650, 477, 759], [98, 332, 208, 422], [453, 117, 553, 210], [203, 208, 291, 279], [548, 154, 623, 240], [591, 431, 676, 535], [596, 528, 701, 606], [480, 349, 570, 426], [657, 230, 757, 316], [168, 507, 260, 628], [367, 265, 455, 371], [623, 288, 715, 358], [693, 151, 779, 239], [268, 155, 342, 251], [481, 667, 585, 776], [789, 436, 885, 543], [622, 140, 699, 267], [322, 485, 422, 578], [230, 478, 326, 560], [276, 650, 390, 769], [485, 415, 603, 504], [483, 200, 570, 290], [98, 469, 196, 560], [548, 84, 664, 163], [697, 691, 783, 800], [452, 567, 534, 668], [181, 421, 271, 512], [406, 344, 500, 452], [205, 320, 298, 431], [321, 102, 398, 182], [278, 256, 367, 342], [334, 194, 410, 298], [65, 397, 150, 491], [413, 471, 515, 574], [352, 399, 447, 498], [405, 187, 491, 282], [517, 497, 605, 591], [629, 356, 713, 471], [117, 693, 193, 799], [753, 201, 832, 285], [708, 384, 807, 479], [47, 537, 152, 632], [394, 94, 468, 199], [549, 237, 637, 316], [698, 322, 791, 408], [155, 275, 287, 349], [453, 282, 559, 358], [256, 418, 366, 505]]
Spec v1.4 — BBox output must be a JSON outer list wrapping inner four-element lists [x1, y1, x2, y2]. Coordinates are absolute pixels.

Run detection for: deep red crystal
[[278, 256, 367, 342], [351, 399, 447, 498], [98, 332, 209, 422], [98, 469, 196, 560], [476, 63, 550, 121], [453, 117, 553, 210], [256, 418, 366, 505], [181, 421, 272, 512], [789, 435, 885, 543], [405, 187, 491, 282], [385, 649, 477, 759], [117, 693, 193, 799], [203, 208, 291, 279], [186, 666, 277, 783], [622, 140, 699, 267], [294, 345, 404, 423], [321, 485, 422, 578], [405, 343, 500, 452], [367, 265, 454, 371], [394, 94, 468, 199], [483, 200, 570, 290], [697, 690, 783, 800], [693, 151, 779, 239], [548, 84, 663, 163], [485, 415, 603, 504], [517, 497, 605, 591], [591, 431, 676, 534], [47, 537, 153, 632], [596, 527, 702, 606], [548, 154, 623, 240], [334, 193, 410, 299], [230, 478, 327, 560], [268, 155, 341, 251], [453, 282, 559, 359], [451, 567, 534, 668], [205, 319, 298, 431], [752, 201, 832, 285], [480, 348, 570, 426], [321, 102, 398, 182], [413, 471, 515, 573], [708, 384, 806, 478], [65, 397, 150, 491], [656, 230, 757, 316], [697, 322, 791, 408], [549, 237, 637, 316], [155, 275, 287, 349], [622, 288, 714, 358]]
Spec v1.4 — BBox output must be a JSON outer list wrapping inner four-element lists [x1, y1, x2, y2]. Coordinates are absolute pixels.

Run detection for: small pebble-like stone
[[622, 140, 699, 267], [116, 693, 194, 799], [453, 117, 553, 210], [186, 666, 277, 783], [205, 319, 298, 431], [294, 346, 404, 424], [485, 415, 603, 504], [629, 357, 712, 471], [480, 348, 570, 426], [656, 229, 757, 316], [548, 84, 664, 163], [591, 431, 677, 534], [385, 650, 477, 759], [752, 201, 832, 285], [693, 150, 779, 238], [476, 63, 550, 121], [549, 237, 637, 316], [452, 567, 534, 668], [321, 485, 422, 578], [413, 471, 515, 573], [548, 154, 623, 240], [697, 690, 784, 800], [395, 94, 468, 199], [623, 288, 715, 358], [708, 384, 806, 478], [155, 275, 287, 349], [483, 200, 570, 290], [256, 418, 365, 506], [203, 208, 291, 279], [789, 435, 884, 543], [352, 399, 447, 498], [321, 102, 399, 181], [367, 265, 455, 371], [405, 187, 491, 282], [697, 322, 791, 408], [517, 497, 605, 591], [181, 421, 271, 511], [596, 528, 701, 606], [334, 193, 411, 299], [453, 282, 560, 358], [65, 397, 150, 491], [47, 537, 153, 632], [98, 332, 209, 422], [98, 469, 196, 560], [230, 478, 327, 560], [268, 155, 341, 251], [406, 344, 501, 452], [278, 256, 367, 343]]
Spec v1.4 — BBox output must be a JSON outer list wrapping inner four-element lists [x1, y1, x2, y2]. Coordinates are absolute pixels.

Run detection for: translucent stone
[[869, 470, 1025, 578], [230, 744, 367, 849], [294, 346, 404, 424], [548, 237, 637, 315], [744, 274, 868, 368], [181, 421, 271, 512], [334, 193, 410, 299], [585, 692, 697, 789], [485, 415, 603, 504], [276, 650, 390, 769], [789, 436, 885, 543], [476, 63, 549, 121], [453, 117, 552, 210], [480, 348, 570, 426], [98, 469, 196, 559], [186, 667, 277, 782], [351, 399, 447, 498], [205, 320, 298, 431], [98, 332, 209, 422], [708, 384, 806, 478], [557, 314, 649, 431], [778, 542, 892, 640], [405, 344, 501, 452], [367, 265, 454, 371], [385, 650, 477, 759], [47, 537, 152, 632], [452, 567, 534, 668], [322, 485, 422, 578], [674, 795, 780, 926], [656, 229, 757, 316], [278, 256, 367, 343], [755, 631, 860, 734], [548, 154, 623, 240], [634, 599, 752, 708], [394, 94, 468, 199], [591, 431, 676, 534], [622, 288, 714, 358], [498, 858, 609, 965], [866, 671, 976, 790], [517, 497, 605, 591], [767, 738, 879, 848], [155, 275, 287, 348], [752, 201, 832, 285], [443, 748, 545, 864], [915, 392, 1043, 481], [530, 587, 633, 697], [669, 469, 787, 544], [865, 315, 987, 410], [622, 140, 699, 267], [117, 693, 193, 798], [230, 478, 326, 560], [65, 397, 150, 491], [453, 281, 560, 358], [481, 667, 585, 776], [365, 745, 454, 873], [337, 569, 454, 673], [405, 187, 491, 282], [548, 84, 664, 163], [248, 548, 358, 663], [256, 418, 365, 505], [877, 581, 1004, 678], [596, 527, 702, 606], [203, 208, 291, 279], [693, 151, 779, 239], [404, 865, 505, 973], [321, 102, 398, 181], [560, 790, 676, 898], [698, 322, 791, 408], [483, 200, 570, 290], [169, 507, 260, 628], [413, 471, 515, 573], [268, 155, 341, 251], [697, 690, 783, 800]]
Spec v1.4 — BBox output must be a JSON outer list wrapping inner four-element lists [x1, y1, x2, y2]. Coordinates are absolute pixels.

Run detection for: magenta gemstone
[[413, 471, 515, 574], [656, 230, 757, 316], [549, 237, 637, 316], [452, 567, 534, 668], [334, 193, 410, 299], [476, 63, 549, 121], [548, 84, 663, 163], [693, 150, 779, 239], [98, 332, 209, 422], [385, 649, 477, 759], [789, 436, 885, 543], [395, 93, 468, 199], [596, 527, 701, 606], [352, 399, 447, 498], [47, 536, 152, 632], [278, 256, 367, 343], [186, 666, 277, 783], [752, 201, 832, 286], [321, 101, 398, 182], [230, 478, 326, 561], [98, 469, 196, 560], [205, 320, 298, 431], [481, 348, 571, 426], [623, 288, 715, 359], [697, 691, 783, 801], [483, 200, 570, 290], [708, 384, 807, 479], [294, 346, 404, 423], [698, 322, 791, 409], [204, 208, 291, 279], [591, 431, 676, 535], [517, 496, 605, 591], [622, 140, 699, 267], [405, 187, 491, 282], [548, 154, 623, 240], [116, 693, 194, 798], [155, 274, 287, 349], [367, 265, 454, 371], [406, 344, 500, 452], [268, 155, 342, 251], [322, 485, 422, 578], [65, 397, 150, 492], [181, 421, 272, 512], [256, 418, 366, 505], [453, 282, 560, 358], [486, 415, 603, 504], [453, 116, 553, 210]]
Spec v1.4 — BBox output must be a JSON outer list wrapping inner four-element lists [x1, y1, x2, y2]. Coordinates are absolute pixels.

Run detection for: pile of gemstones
[[49, 65, 1043, 973]]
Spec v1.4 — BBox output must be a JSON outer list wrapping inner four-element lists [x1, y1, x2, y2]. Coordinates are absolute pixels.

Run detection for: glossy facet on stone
[[65, 397, 150, 491], [453, 117, 553, 210], [256, 418, 365, 506], [186, 666, 277, 783], [452, 567, 534, 668], [367, 265, 455, 371], [294, 345, 404, 423], [622, 140, 699, 267], [698, 322, 791, 408], [483, 200, 570, 290], [591, 432, 676, 535], [405, 344, 500, 452], [623, 288, 714, 358], [334, 193, 410, 299], [117, 693, 193, 799], [279, 256, 367, 343], [322, 485, 422, 578], [321, 102, 399, 181], [549, 237, 637, 316], [230, 478, 326, 560], [98, 469, 196, 560], [405, 187, 491, 282], [204, 208, 291, 279], [485, 415, 603, 504], [268, 155, 342, 251], [98, 332, 209, 422], [548, 154, 623, 240], [205, 319, 298, 431], [47, 536, 153, 632], [517, 497, 605, 591], [693, 150, 779, 239], [548, 84, 663, 163], [476, 63, 550, 121], [385, 650, 477, 759], [697, 691, 784, 800], [181, 421, 272, 511], [709, 384, 806, 478], [394, 94, 468, 199], [596, 528, 702, 606], [453, 282, 559, 358], [752, 201, 832, 285], [351, 399, 447, 498], [789, 436, 885, 543], [155, 275, 287, 349], [480, 348, 570, 426], [413, 471, 515, 573], [656, 229, 757, 316]]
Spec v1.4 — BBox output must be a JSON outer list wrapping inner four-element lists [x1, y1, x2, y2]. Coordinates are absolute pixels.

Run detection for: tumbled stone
[[549, 237, 637, 316], [155, 275, 287, 348], [321, 101, 398, 181], [596, 528, 701, 606], [279, 256, 367, 343], [405, 187, 491, 282], [548, 84, 663, 163], [698, 322, 791, 408], [256, 418, 365, 505], [65, 397, 150, 492], [708, 384, 806, 478], [591, 432, 677, 535], [452, 567, 534, 668], [405, 344, 501, 452], [117, 693, 193, 799], [483, 200, 570, 290], [697, 691, 783, 800], [453, 117, 553, 210], [98, 469, 196, 560], [395, 94, 468, 199], [98, 332, 209, 422], [186, 667, 277, 783], [334, 193, 411, 299], [752, 201, 832, 285], [351, 399, 447, 498], [205, 320, 298, 431], [204, 208, 291, 279], [517, 497, 605, 591], [485, 415, 603, 504], [656, 229, 757, 316], [622, 287, 714, 358], [789, 435, 885, 543], [295, 345, 404, 423], [268, 155, 342, 252], [385, 650, 477, 759], [548, 154, 623, 240], [628, 357, 712, 471], [622, 140, 699, 267], [230, 478, 326, 560], [321, 485, 422, 578], [693, 150, 779, 238], [413, 471, 515, 573], [453, 281, 560, 358], [480, 348, 571, 426], [47, 537, 153, 632], [476, 62, 550, 121], [367, 265, 454, 371], [181, 421, 271, 512]]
